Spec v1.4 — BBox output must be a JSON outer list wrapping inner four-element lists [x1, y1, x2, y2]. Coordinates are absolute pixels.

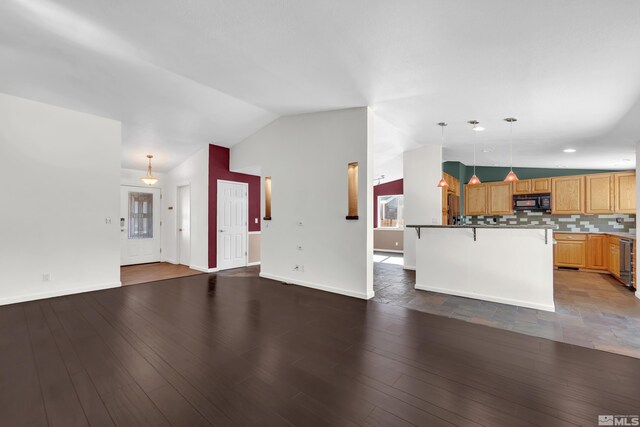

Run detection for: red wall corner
[[208, 144, 261, 269], [373, 179, 403, 228]]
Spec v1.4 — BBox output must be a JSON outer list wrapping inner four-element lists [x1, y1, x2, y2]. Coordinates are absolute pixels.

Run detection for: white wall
[[161, 146, 210, 271], [637, 143, 640, 300], [0, 93, 121, 305], [403, 145, 443, 269], [231, 107, 374, 299]]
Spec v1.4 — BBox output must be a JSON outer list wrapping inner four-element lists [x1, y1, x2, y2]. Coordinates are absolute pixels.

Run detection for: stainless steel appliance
[[620, 239, 634, 290], [513, 193, 551, 212]]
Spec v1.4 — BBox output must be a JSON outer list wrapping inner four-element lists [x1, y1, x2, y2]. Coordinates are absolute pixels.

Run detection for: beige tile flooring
[[120, 262, 204, 286], [373, 253, 640, 358]]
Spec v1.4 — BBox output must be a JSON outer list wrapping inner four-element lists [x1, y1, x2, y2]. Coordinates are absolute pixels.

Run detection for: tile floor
[[373, 252, 640, 358]]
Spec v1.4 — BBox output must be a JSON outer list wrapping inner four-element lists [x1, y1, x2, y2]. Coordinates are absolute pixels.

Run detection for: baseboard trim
[[0, 282, 121, 306], [246, 261, 261, 266], [414, 283, 555, 312], [374, 249, 404, 254], [259, 272, 374, 300], [190, 265, 218, 273], [248, 231, 261, 235], [403, 265, 416, 271], [163, 259, 178, 265]]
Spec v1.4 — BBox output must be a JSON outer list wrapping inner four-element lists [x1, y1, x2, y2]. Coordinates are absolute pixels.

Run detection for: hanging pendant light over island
[[436, 122, 449, 188], [467, 120, 482, 185], [503, 117, 519, 182]]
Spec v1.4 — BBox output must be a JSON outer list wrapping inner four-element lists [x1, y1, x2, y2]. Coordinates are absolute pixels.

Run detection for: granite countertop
[[554, 230, 636, 240]]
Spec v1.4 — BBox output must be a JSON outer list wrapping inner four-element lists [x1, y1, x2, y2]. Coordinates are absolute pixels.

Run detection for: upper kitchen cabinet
[[513, 178, 551, 195], [585, 173, 614, 214], [487, 182, 513, 215], [552, 175, 585, 214], [614, 172, 636, 214], [465, 183, 487, 216], [531, 178, 552, 193], [513, 179, 531, 195]]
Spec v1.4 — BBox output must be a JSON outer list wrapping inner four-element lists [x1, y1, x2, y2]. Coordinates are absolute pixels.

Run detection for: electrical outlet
[[300, 265, 304, 272], [42, 273, 51, 282], [431, 218, 438, 224], [105, 217, 112, 224], [395, 242, 399, 246], [254, 218, 258, 224]]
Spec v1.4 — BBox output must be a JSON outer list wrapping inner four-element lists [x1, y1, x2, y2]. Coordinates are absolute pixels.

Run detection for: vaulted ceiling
[[1, 0, 639, 178]]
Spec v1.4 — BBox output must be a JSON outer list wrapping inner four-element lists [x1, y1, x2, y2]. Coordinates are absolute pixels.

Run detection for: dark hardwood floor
[[2, 268, 640, 426]]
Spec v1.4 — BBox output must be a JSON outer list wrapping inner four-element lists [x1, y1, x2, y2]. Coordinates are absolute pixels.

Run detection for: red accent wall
[[373, 179, 403, 228], [208, 144, 261, 269]]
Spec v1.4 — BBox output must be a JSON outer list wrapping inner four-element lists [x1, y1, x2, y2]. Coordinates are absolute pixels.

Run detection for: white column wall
[[0, 93, 121, 305], [231, 107, 374, 299], [403, 145, 443, 269], [162, 146, 210, 271]]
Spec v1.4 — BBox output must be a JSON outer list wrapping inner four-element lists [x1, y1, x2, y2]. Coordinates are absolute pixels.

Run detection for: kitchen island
[[407, 225, 557, 312]]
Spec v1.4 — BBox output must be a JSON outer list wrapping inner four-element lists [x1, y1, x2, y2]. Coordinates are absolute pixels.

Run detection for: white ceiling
[[1, 0, 639, 175]]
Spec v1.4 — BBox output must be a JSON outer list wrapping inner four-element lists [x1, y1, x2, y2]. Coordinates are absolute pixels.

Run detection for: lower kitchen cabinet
[[554, 234, 586, 268], [586, 234, 608, 270], [609, 237, 621, 278]]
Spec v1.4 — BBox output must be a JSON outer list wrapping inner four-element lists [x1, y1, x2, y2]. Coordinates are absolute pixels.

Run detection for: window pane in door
[[128, 192, 153, 239]]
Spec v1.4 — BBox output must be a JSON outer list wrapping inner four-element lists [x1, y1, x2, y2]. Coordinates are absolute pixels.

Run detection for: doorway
[[177, 185, 191, 266], [217, 180, 248, 270], [120, 185, 161, 265]]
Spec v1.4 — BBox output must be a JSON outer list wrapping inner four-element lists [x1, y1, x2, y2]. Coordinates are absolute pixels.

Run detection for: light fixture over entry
[[503, 117, 519, 182], [436, 122, 449, 188], [141, 154, 159, 186]]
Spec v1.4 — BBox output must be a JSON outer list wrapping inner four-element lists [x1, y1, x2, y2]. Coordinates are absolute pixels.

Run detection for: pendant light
[[141, 154, 159, 186], [436, 122, 449, 188], [467, 120, 482, 185], [503, 117, 519, 182]]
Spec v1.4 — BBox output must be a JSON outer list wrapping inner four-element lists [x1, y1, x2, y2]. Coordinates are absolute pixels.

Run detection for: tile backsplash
[[464, 211, 636, 234]]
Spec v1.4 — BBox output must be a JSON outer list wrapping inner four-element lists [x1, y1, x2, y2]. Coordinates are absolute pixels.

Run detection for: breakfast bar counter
[[407, 225, 558, 312]]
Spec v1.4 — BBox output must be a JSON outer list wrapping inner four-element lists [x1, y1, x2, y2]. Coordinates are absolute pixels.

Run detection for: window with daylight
[[378, 195, 404, 228], [128, 192, 154, 239]]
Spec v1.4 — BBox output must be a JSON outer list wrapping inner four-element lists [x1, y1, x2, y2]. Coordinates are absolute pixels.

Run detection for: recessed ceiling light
[[481, 149, 492, 153], [563, 148, 576, 153], [623, 158, 631, 162]]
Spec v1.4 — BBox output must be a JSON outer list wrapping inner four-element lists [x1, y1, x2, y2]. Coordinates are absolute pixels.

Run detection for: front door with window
[[217, 180, 248, 270], [120, 186, 161, 265]]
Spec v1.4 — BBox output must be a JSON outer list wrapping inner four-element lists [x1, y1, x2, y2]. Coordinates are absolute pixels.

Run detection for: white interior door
[[177, 185, 191, 266], [217, 180, 247, 270], [120, 186, 161, 266]]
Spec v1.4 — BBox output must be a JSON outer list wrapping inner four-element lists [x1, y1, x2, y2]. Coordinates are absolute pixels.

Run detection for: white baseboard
[[374, 249, 404, 254], [414, 283, 555, 312], [259, 272, 374, 300], [247, 261, 261, 266], [163, 258, 178, 265], [248, 231, 261, 235], [0, 282, 121, 306], [190, 265, 218, 273], [403, 265, 416, 271]]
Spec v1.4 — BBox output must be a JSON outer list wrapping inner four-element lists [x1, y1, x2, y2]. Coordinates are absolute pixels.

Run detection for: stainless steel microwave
[[513, 194, 551, 212]]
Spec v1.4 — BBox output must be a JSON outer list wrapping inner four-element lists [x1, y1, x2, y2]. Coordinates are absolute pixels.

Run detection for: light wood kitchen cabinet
[[531, 178, 551, 193], [465, 183, 487, 216], [609, 236, 621, 278], [585, 234, 608, 270], [614, 172, 636, 214], [487, 182, 513, 215], [513, 179, 531, 195], [554, 233, 586, 268], [552, 175, 585, 214], [585, 173, 614, 214]]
